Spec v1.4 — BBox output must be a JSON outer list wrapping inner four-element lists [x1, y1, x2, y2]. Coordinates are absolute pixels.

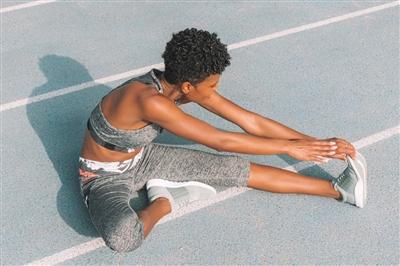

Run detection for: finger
[[311, 156, 325, 164], [334, 138, 349, 144], [317, 150, 337, 157], [316, 155, 331, 161], [334, 139, 348, 148], [347, 143, 357, 158], [339, 153, 347, 161], [334, 139, 351, 149], [313, 155, 330, 164], [309, 150, 334, 159], [311, 146, 338, 155], [328, 153, 347, 161], [314, 140, 337, 146], [336, 139, 356, 153], [313, 144, 338, 151], [334, 141, 352, 155], [335, 146, 346, 155], [348, 149, 356, 160], [341, 145, 355, 159]]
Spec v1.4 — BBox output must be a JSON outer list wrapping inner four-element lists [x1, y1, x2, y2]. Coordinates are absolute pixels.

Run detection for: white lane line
[[228, 0, 400, 50], [0, 0, 56, 14], [2, 1, 399, 112], [0, 63, 164, 112], [24, 124, 400, 265]]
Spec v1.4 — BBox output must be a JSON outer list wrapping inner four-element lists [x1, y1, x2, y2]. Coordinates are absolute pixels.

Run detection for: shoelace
[[334, 170, 349, 202], [336, 171, 347, 186]]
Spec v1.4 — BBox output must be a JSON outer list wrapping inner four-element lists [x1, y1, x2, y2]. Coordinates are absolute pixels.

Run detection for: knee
[[101, 214, 145, 253]]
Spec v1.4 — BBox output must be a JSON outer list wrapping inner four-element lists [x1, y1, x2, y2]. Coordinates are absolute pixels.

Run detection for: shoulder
[[125, 81, 158, 98], [121, 81, 159, 107], [138, 93, 183, 122], [139, 93, 177, 117]]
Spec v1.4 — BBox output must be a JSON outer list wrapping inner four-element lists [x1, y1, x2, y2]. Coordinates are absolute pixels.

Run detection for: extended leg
[[246, 162, 341, 199], [138, 162, 340, 242]]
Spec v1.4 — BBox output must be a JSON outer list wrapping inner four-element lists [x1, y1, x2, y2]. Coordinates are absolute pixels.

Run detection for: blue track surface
[[2, 1, 399, 265]]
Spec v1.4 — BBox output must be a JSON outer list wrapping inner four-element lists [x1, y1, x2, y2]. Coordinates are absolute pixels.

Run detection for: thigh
[[87, 179, 145, 252], [131, 143, 251, 190], [78, 153, 144, 207], [78, 157, 145, 252]]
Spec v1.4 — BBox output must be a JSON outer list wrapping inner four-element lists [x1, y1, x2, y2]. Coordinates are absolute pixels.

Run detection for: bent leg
[[87, 179, 147, 253], [246, 162, 341, 199], [137, 197, 171, 238]]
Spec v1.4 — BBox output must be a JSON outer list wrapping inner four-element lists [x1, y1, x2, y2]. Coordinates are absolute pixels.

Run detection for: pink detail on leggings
[[79, 168, 98, 177], [79, 168, 99, 184]]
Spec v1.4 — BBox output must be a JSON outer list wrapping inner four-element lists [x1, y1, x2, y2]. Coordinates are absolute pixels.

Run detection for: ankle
[[333, 189, 342, 200], [335, 192, 343, 200], [154, 197, 172, 213], [330, 182, 342, 200]]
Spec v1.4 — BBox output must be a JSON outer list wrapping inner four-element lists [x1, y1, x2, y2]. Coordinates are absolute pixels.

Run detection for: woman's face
[[181, 74, 220, 102]]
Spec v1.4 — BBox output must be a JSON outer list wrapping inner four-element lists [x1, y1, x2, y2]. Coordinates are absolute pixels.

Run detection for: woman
[[78, 28, 363, 253]]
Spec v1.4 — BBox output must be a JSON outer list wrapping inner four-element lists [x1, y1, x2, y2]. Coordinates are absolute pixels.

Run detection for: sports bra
[[86, 68, 180, 153]]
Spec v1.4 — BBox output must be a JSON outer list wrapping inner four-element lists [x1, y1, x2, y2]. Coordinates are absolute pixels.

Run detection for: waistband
[[79, 147, 144, 174]]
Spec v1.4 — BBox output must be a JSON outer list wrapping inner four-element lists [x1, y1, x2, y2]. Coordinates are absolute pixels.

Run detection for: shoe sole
[[146, 178, 217, 194], [346, 151, 367, 208]]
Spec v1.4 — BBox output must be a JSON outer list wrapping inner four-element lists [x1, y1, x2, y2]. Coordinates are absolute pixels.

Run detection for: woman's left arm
[[249, 114, 356, 160], [248, 114, 317, 140]]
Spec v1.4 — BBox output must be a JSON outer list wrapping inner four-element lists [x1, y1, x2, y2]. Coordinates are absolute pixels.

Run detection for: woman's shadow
[[26, 55, 196, 237]]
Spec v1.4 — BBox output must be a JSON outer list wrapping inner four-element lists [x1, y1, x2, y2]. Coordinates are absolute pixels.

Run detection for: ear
[[181, 81, 194, 95]]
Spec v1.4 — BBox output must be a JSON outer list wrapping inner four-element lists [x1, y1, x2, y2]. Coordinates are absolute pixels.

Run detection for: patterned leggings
[[78, 142, 251, 253]]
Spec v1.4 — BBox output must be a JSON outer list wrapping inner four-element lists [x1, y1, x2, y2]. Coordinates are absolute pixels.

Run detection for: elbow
[[215, 143, 224, 152], [215, 133, 230, 152], [204, 130, 230, 152], [211, 138, 224, 152]]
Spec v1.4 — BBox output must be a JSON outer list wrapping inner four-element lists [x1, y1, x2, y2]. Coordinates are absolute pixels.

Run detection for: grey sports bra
[[87, 68, 180, 153]]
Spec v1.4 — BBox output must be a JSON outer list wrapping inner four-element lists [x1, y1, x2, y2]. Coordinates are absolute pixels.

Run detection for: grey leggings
[[78, 142, 251, 253]]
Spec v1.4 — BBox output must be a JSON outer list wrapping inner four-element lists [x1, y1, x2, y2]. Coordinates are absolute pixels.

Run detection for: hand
[[320, 137, 356, 161], [286, 139, 338, 163]]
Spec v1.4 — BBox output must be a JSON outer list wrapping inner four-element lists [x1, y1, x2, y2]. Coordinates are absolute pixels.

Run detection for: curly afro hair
[[161, 28, 231, 86]]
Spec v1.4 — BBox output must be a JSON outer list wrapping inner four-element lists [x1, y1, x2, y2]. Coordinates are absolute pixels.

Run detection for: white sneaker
[[146, 179, 217, 212], [332, 151, 368, 208]]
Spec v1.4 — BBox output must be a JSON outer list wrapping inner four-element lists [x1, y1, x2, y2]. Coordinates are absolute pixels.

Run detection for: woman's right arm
[[139, 96, 336, 162], [222, 132, 337, 162]]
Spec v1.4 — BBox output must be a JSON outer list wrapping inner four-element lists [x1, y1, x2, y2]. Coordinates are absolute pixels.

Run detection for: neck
[[160, 73, 183, 102]]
